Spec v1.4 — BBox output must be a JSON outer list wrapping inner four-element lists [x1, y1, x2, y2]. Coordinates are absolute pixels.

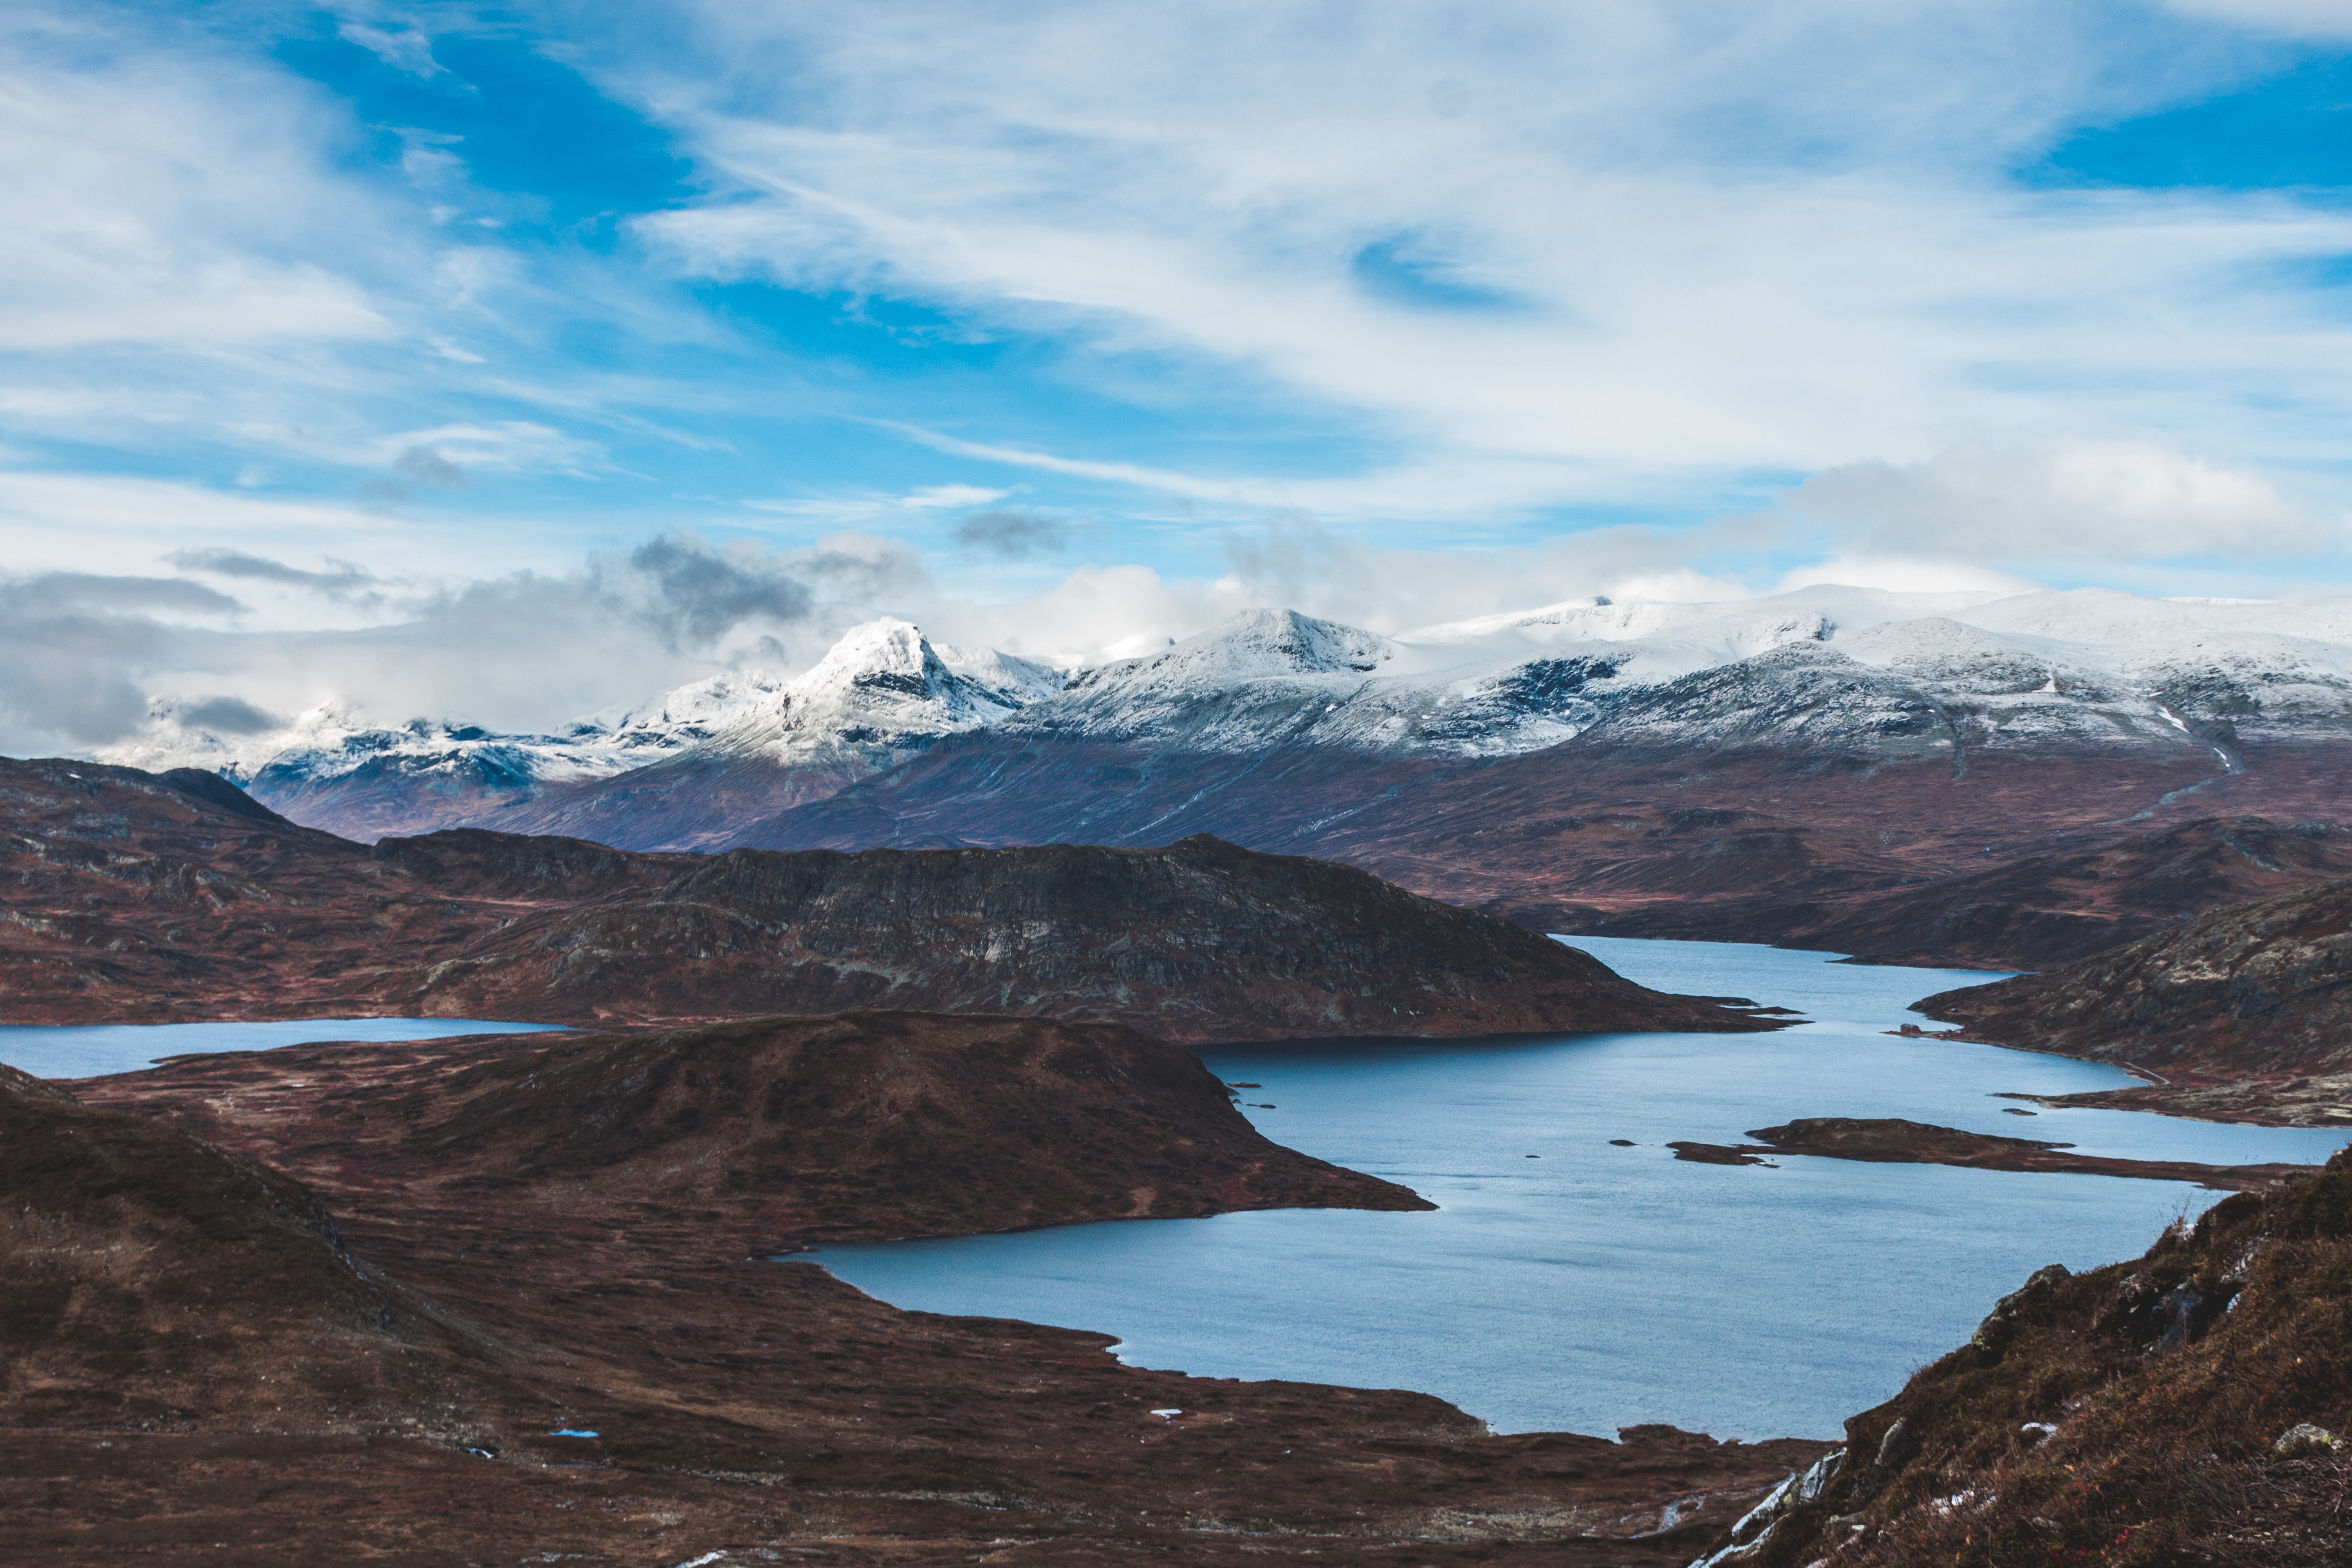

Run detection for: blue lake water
[[811, 938, 2351, 1439], [0, 1017, 569, 1080]]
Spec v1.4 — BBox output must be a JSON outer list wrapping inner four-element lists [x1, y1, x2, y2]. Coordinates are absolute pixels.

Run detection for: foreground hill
[[9, 1020, 1826, 1564], [0, 1062, 458, 1434], [1708, 1149, 2352, 1566], [1922, 872, 2352, 1125], [76, 1012, 1431, 1241], [0, 757, 1771, 1039]]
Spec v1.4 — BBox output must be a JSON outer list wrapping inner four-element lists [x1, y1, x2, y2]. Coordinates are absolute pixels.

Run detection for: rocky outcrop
[[1682, 1148, 2352, 1566], [1920, 872, 2352, 1124]]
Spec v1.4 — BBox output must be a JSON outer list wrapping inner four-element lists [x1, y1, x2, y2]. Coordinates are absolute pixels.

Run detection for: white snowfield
[[95, 588, 2352, 799]]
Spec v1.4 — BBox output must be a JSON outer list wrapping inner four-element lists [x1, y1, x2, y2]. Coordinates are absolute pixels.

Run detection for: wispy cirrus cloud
[[619, 0, 2352, 504]]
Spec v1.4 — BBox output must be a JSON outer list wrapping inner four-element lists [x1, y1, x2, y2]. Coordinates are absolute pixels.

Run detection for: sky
[[8, 0, 2352, 751]]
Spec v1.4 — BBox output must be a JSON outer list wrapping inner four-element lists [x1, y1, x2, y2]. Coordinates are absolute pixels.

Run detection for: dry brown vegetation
[[1722, 1147, 2352, 1566]]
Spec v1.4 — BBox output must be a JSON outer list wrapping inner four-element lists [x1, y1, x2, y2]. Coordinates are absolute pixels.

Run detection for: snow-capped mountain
[[1000, 588, 2352, 764], [94, 618, 1068, 842], [91, 587, 2352, 845], [676, 618, 1051, 769]]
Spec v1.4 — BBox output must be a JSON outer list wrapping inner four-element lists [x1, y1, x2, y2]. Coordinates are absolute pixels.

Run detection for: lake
[[0, 1017, 570, 1080], [809, 937, 2350, 1439]]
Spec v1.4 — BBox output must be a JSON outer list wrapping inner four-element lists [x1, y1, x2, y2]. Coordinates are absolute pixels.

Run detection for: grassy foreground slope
[[1712, 1147, 2352, 1567]]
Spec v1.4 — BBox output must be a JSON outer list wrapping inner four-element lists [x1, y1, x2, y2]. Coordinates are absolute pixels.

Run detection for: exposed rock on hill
[[1921, 873, 2352, 1125], [0, 758, 1769, 1040], [1689, 1149, 2352, 1566], [80, 1012, 1432, 1242]]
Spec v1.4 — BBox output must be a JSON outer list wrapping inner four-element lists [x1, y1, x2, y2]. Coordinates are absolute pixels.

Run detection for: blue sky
[[7, 0, 2352, 746]]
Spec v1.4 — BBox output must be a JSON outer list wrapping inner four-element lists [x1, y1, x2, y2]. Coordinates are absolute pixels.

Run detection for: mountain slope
[[356, 832, 1785, 1038], [71, 587, 2352, 970], [1687, 1150, 2352, 1566], [0, 757, 1771, 1040], [72, 1012, 1433, 1243], [1921, 872, 2352, 1124], [0, 1063, 442, 1432], [1546, 815, 2352, 967], [100, 619, 1057, 844]]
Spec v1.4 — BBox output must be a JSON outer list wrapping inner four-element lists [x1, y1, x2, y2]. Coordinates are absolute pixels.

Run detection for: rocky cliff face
[[1919, 873, 2352, 1125], [0, 757, 1770, 1040]]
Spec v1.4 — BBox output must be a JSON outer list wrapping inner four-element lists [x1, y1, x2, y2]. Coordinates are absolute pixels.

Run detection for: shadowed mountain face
[[0, 758, 1771, 1040], [1921, 873, 2352, 1125]]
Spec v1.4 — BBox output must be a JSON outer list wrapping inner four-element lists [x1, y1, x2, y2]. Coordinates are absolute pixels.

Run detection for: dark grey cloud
[[360, 446, 469, 512], [171, 695, 282, 734], [954, 508, 1069, 560], [33, 572, 244, 616], [168, 548, 387, 596], [0, 573, 239, 749], [623, 532, 816, 649], [392, 446, 468, 488]]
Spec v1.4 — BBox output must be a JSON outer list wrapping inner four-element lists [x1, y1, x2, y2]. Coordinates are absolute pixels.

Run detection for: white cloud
[[1772, 556, 2043, 597], [337, 21, 445, 79], [2160, 1, 2352, 38], [0, 7, 393, 351], [1784, 439, 2329, 561], [610, 0, 2352, 511]]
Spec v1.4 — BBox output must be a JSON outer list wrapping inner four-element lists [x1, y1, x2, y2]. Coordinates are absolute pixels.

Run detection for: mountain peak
[[1194, 609, 1396, 675], [795, 617, 942, 699]]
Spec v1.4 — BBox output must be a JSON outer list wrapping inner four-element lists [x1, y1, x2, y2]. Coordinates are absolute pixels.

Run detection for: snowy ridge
[[92, 589, 2352, 825], [96, 619, 1062, 807]]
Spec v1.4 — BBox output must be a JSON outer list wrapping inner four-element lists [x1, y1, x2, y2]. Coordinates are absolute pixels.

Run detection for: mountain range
[[94, 584, 2352, 968]]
